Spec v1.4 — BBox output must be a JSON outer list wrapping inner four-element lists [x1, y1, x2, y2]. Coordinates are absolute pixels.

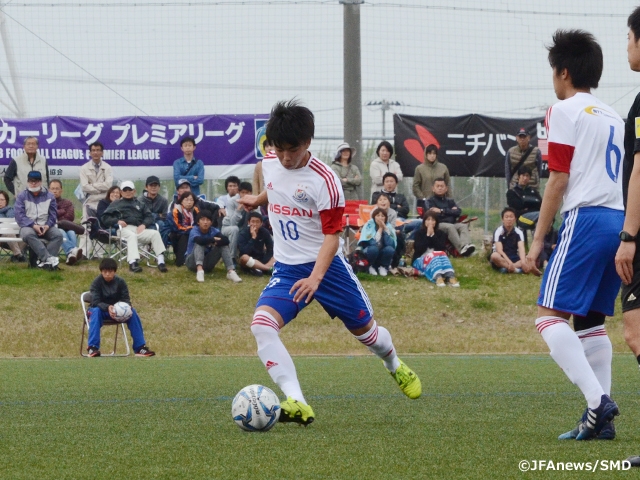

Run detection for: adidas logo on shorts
[[628, 293, 637, 302]]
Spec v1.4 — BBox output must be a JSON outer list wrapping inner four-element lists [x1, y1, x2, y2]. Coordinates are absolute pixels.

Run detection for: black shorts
[[621, 243, 640, 313]]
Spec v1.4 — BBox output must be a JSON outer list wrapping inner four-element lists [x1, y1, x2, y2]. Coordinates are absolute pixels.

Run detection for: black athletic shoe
[[576, 395, 619, 440], [129, 261, 143, 273], [157, 263, 168, 273], [87, 346, 101, 357], [135, 345, 155, 357], [626, 456, 640, 467]]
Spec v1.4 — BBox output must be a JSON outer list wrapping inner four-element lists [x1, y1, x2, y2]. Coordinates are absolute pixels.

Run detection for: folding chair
[[80, 291, 130, 357], [341, 200, 368, 255], [82, 207, 126, 260]]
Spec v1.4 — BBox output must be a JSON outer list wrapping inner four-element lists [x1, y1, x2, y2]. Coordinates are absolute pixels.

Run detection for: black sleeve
[[193, 235, 212, 246], [397, 195, 410, 219], [89, 277, 110, 312], [261, 228, 274, 260], [412, 230, 427, 261], [3, 159, 16, 195], [117, 277, 131, 305], [506, 189, 524, 211], [214, 233, 230, 247], [442, 199, 461, 218], [434, 230, 448, 251]]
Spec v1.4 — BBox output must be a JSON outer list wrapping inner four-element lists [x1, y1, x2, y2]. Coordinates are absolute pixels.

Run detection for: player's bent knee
[[251, 309, 282, 336]]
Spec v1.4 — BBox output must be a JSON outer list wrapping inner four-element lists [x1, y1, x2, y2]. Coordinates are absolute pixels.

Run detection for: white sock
[[157, 254, 165, 264], [536, 316, 604, 409], [354, 321, 401, 373], [578, 325, 612, 396], [251, 311, 306, 404]]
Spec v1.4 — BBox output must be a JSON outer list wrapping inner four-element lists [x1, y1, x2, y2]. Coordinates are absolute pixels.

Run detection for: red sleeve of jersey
[[319, 207, 345, 235], [547, 142, 575, 174]]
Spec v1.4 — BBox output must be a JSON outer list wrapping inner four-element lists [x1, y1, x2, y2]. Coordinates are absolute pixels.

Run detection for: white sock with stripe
[[578, 326, 612, 396], [251, 311, 306, 404], [353, 321, 401, 373], [536, 316, 604, 409]]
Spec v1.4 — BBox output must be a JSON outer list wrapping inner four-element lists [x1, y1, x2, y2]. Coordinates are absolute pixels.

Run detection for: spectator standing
[[505, 128, 543, 190], [489, 207, 526, 273], [87, 258, 155, 357], [14, 171, 63, 269], [79, 141, 113, 218], [173, 137, 205, 197], [102, 181, 168, 273], [413, 144, 451, 210], [370, 140, 403, 198], [0, 190, 25, 261], [49, 180, 83, 265], [426, 178, 475, 256], [331, 142, 362, 200], [3, 137, 49, 196]]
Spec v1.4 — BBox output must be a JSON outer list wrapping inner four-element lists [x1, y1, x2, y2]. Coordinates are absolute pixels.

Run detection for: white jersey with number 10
[[262, 153, 345, 265]]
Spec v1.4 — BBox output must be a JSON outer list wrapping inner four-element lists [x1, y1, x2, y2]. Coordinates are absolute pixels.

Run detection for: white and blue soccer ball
[[231, 384, 280, 432], [112, 302, 133, 322]]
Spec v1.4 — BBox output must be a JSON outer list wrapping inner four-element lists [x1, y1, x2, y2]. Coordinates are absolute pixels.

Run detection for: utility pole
[[341, 0, 363, 198], [366, 100, 401, 139]]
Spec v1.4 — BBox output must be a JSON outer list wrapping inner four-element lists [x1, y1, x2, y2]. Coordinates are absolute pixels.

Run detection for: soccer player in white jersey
[[523, 30, 624, 440], [240, 100, 421, 425]]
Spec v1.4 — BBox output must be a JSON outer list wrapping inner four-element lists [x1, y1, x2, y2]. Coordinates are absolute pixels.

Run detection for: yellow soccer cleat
[[279, 397, 315, 426], [389, 359, 422, 399]]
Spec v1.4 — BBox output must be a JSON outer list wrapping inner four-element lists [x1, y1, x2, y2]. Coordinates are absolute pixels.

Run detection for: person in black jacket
[[426, 178, 475, 256], [371, 173, 410, 220], [506, 167, 542, 217], [86, 258, 155, 357], [412, 211, 458, 286], [237, 211, 274, 275], [102, 180, 168, 273]]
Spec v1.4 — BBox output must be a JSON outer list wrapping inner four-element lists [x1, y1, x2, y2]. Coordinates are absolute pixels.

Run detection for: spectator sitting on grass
[[221, 181, 255, 262], [237, 211, 274, 276], [426, 178, 475, 257], [489, 207, 526, 273], [49, 180, 84, 266], [87, 257, 155, 357], [14, 171, 63, 270], [185, 209, 241, 283], [358, 206, 397, 277], [0, 189, 26, 262], [168, 192, 200, 267], [412, 211, 458, 287]]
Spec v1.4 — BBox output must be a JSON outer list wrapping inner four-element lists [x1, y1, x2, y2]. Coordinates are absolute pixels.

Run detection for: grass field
[[1, 355, 639, 479]]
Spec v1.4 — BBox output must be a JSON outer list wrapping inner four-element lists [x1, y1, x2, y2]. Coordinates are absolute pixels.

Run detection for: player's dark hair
[[248, 211, 263, 222], [382, 172, 398, 184], [180, 136, 196, 147], [89, 141, 104, 151], [629, 6, 640, 42], [420, 211, 440, 231], [99, 257, 118, 272], [547, 29, 602, 89], [225, 176, 240, 190], [266, 100, 315, 149], [501, 207, 517, 219], [433, 177, 446, 186], [376, 140, 394, 158], [48, 179, 62, 188], [425, 144, 438, 155], [239, 181, 252, 193]]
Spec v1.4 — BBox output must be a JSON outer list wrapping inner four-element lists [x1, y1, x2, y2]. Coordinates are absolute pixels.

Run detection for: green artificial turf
[[0, 355, 639, 479]]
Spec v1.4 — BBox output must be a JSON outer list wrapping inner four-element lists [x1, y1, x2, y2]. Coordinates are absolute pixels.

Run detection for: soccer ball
[[231, 384, 280, 432], [112, 302, 133, 322]]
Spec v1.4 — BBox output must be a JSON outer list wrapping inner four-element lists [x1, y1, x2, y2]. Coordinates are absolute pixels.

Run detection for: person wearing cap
[[505, 128, 542, 190], [13, 170, 64, 269], [412, 144, 451, 211], [173, 136, 205, 197], [139, 175, 169, 244], [370, 141, 403, 199], [3, 136, 50, 196], [102, 181, 168, 273], [330, 142, 362, 200]]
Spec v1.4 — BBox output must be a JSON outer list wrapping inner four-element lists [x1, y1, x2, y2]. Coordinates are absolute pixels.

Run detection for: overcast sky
[[0, 0, 638, 146]]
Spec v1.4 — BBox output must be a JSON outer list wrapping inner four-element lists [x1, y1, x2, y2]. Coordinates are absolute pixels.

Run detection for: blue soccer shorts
[[538, 206, 623, 317], [256, 255, 374, 330]]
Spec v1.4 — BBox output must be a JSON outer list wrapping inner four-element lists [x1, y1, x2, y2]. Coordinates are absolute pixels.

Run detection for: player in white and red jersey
[[523, 30, 623, 440], [240, 100, 421, 426]]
